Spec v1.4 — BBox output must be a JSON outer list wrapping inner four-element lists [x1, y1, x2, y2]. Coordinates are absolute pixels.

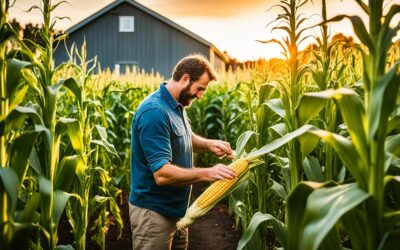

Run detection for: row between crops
[[1, 0, 400, 249]]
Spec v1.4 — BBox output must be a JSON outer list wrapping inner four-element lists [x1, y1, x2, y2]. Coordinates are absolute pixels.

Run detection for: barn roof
[[66, 0, 228, 63]]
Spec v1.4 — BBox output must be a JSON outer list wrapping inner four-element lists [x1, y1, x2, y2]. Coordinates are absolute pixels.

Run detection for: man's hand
[[204, 164, 237, 182], [207, 140, 234, 159]]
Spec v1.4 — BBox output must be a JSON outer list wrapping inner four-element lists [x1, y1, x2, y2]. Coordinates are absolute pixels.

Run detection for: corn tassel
[[177, 158, 249, 229]]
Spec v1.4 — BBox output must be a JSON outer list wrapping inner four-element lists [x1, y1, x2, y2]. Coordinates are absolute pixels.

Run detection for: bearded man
[[129, 54, 235, 250]]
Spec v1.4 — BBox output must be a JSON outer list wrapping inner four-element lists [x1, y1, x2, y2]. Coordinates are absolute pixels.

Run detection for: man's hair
[[172, 54, 218, 83]]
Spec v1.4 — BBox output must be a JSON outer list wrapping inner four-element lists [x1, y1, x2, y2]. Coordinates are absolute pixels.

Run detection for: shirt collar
[[159, 82, 181, 109]]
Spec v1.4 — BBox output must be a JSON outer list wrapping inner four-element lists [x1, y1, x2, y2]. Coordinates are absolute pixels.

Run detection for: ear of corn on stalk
[[177, 158, 252, 229]]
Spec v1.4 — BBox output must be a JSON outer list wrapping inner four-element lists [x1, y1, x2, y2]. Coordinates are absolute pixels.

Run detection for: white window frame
[[119, 16, 135, 32]]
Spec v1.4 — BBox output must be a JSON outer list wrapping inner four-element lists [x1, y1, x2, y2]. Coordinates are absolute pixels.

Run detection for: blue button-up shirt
[[129, 83, 193, 219]]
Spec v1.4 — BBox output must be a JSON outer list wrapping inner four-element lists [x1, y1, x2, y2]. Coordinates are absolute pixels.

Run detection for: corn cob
[[177, 158, 249, 229]]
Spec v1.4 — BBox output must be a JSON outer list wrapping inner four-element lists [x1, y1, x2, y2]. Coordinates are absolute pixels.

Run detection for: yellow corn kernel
[[196, 158, 248, 209]]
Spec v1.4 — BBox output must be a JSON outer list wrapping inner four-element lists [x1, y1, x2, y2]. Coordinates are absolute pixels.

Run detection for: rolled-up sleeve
[[137, 108, 171, 173]]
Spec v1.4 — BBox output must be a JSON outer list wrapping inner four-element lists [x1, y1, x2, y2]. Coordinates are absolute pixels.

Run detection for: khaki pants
[[129, 203, 188, 250]]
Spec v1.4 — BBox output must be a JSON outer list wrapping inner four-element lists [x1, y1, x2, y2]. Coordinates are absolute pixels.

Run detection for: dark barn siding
[[54, 2, 211, 77]]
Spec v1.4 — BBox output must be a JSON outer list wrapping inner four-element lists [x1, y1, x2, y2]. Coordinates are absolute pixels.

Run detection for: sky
[[8, 0, 400, 61]]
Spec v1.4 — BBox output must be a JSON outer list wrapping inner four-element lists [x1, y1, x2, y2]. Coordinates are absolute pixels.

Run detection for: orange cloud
[[141, 0, 268, 17]]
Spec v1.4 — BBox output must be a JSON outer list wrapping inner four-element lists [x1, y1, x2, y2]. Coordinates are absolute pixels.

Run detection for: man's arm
[[192, 132, 211, 152], [192, 132, 234, 159], [153, 162, 236, 187]]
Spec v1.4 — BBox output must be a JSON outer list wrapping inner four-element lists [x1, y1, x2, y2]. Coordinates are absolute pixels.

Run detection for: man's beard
[[178, 82, 197, 107]]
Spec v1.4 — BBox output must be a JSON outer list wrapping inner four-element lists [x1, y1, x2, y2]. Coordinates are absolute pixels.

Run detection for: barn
[[54, 0, 228, 77]]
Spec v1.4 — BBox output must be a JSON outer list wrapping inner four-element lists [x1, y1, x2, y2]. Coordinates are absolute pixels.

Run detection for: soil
[[58, 183, 240, 249]]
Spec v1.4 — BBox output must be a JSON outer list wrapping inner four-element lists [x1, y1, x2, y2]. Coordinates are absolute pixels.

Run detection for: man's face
[[178, 72, 210, 107]]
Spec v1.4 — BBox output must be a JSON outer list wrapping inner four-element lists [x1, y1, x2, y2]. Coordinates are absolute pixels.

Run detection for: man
[[129, 54, 235, 250]]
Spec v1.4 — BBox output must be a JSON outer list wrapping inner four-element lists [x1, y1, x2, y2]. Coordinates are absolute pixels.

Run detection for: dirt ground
[[58, 183, 240, 249]]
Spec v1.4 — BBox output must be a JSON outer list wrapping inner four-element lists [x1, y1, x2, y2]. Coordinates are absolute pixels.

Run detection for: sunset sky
[[9, 0, 400, 61]]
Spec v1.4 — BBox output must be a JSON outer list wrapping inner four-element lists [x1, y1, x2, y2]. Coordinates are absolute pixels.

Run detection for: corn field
[[1, 0, 400, 249]]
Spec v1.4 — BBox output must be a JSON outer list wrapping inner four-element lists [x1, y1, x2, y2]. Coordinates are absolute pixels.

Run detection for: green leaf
[[8, 85, 29, 117], [57, 118, 84, 156], [304, 157, 324, 182], [300, 88, 368, 168], [5, 106, 43, 133], [271, 180, 287, 200], [369, 64, 400, 139], [62, 78, 82, 105], [229, 180, 248, 220], [336, 167, 346, 182], [29, 148, 42, 175], [17, 193, 41, 223], [308, 129, 367, 188], [237, 212, 286, 250], [300, 183, 370, 250], [378, 231, 400, 250], [297, 92, 325, 125], [39, 176, 51, 215], [246, 125, 314, 160], [265, 98, 286, 118], [91, 139, 118, 156], [54, 155, 82, 191], [235, 130, 258, 160], [258, 83, 275, 105], [386, 134, 400, 157], [55, 245, 74, 250], [320, 226, 341, 250], [9, 131, 39, 184], [0, 168, 19, 211], [387, 115, 400, 135], [269, 123, 286, 138], [299, 132, 320, 159], [287, 181, 324, 249], [53, 190, 74, 226], [325, 15, 373, 51], [383, 209, 400, 231], [6, 59, 31, 99], [341, 208, 368, 250]]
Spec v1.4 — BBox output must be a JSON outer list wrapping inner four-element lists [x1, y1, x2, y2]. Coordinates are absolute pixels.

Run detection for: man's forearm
[[153, 163, 209, 187], [192, 132, 211, 153]]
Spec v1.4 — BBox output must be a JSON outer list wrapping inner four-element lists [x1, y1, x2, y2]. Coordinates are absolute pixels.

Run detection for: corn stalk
[[258, 0, 311, 191], [0, 1, 47, 249], [61, 42, 122, 250], [20, 1, 82, 249]]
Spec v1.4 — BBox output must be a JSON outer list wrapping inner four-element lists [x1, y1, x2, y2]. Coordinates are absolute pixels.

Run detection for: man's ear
[[181, 73, 190, 84]]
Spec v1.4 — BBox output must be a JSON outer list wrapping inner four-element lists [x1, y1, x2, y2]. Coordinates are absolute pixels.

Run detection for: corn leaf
[[237, 212, 286, 250], [57, 118, 84, 157], [53, 190, 74, 226], [300, 183, 370, 250], [308, 129, 368, 188], [271, 180, 287, 200], [296, 91, 325, 125], [377, 231, 400, 250], [9, 131, 39, 184], [6, 59, 31, 99], [369, 64, 400, 139], [0, 167, 19, 211], [265, 98, 286, 118], [235, 130, 258, 160], [54, 155, 82, 191], [247, 125, 314, 160], [62, 77, 82, 105], [299, 132, 320, 159], [301, 88, 368, 168], [304, 156, 324, 182], [340, 208, 368, 250]]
